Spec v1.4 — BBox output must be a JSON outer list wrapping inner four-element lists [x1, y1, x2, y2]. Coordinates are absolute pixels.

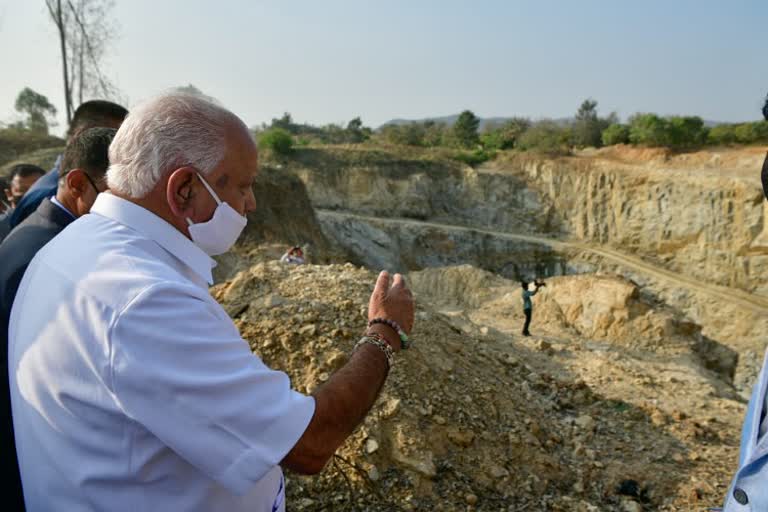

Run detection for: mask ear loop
[[195, 172, 223, 205], [186, 172, 223, 227]]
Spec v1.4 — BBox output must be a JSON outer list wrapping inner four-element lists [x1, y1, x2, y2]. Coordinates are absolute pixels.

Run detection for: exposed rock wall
[[317, 211, 567, 279], [513, 155, 768, 297], [288, 148, 768, 296], [289, 149, 559, 234]]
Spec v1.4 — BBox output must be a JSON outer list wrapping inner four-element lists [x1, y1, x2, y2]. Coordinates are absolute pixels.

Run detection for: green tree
[[628, 113, 669, 146], [345, 117, 371, 143], [707, 124, 737, 145], [572, 99, 603, 148], [452, 110, 480, 148], [422, 120, 447, 147], [271, 112, 297, 133], [666, 116, 708, 148], [480, 117, 531, 150], [517, 121, 571, 155], [258, 128, 293, 155], [380, 123, 426, 146], [15, 87, 58, 134], [601, 124, 630, 146], [733, 121, 768, 143]]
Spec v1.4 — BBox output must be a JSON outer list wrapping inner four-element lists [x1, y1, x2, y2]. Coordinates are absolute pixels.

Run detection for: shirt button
[[733, 487, 749, 505]]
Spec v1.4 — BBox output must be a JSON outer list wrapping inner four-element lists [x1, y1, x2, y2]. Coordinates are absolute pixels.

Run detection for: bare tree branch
[[45, 0, 120, 124], [65, 0, 114, 98], [45, 0, 73, 124]]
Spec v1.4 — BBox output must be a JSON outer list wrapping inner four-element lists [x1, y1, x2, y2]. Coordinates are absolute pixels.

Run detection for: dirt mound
[[212, 261, 740, 511], [412, 267, 690, 349]]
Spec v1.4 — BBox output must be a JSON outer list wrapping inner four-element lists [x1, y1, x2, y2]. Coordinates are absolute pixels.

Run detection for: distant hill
[[379, 114, 532, 131], [379, 115, 730, 131]]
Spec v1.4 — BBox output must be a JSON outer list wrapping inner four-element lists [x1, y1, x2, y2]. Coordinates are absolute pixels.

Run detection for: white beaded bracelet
[[353, 334, 395, 370]]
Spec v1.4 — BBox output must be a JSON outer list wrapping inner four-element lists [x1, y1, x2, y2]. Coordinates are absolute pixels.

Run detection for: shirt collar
[[50, 196, 77, 221], [91, 193, 216, 285]]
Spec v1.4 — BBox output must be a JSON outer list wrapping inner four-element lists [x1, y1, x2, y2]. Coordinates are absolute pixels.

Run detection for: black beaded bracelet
[[368, 318, 410, 349]]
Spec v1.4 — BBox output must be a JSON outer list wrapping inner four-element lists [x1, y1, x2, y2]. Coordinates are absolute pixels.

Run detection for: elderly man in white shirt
[[8, 93, 414, 512]]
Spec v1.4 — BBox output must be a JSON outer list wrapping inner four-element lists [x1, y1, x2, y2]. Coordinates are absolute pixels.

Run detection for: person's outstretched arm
[[281, 271, 414, 474]]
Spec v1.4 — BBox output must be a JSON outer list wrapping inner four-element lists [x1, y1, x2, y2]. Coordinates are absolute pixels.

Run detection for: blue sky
[[0, 0, 766, 134]]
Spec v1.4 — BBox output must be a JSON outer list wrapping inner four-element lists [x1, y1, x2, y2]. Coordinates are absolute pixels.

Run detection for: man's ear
[[4, 188, 12, 203], [166, 167, 197, 219], [65, 170, 88, 198]]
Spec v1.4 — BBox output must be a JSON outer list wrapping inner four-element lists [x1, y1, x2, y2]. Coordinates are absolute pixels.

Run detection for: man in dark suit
[[0, 165, 46, 243], [9, 100, 127, 230], [0, 127, 116, 510]]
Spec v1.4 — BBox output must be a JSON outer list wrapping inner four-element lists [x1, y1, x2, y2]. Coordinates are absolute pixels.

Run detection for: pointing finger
[[373, 270, 390, 296]]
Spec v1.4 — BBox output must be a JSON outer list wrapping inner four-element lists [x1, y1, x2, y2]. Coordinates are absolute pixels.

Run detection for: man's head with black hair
[[58, 127, 117, 217], [4, 164, 46, 208], [67, 100, 128, 143]]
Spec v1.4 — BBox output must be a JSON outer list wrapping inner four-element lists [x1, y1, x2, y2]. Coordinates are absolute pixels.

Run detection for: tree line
[[374, 97, 768, 157], [258, 94, 768, 162]]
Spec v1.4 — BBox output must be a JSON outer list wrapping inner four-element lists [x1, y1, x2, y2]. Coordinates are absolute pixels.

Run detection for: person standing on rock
[[7, 92, 415, 512], [721, 151, 768, 511], [521, 279, 544, 336]]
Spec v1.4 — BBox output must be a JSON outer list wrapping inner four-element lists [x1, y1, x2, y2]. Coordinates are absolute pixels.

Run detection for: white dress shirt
[[9, 193, 315, 512]]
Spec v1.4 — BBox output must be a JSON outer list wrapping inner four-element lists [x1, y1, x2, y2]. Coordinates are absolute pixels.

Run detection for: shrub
[[452, 148, 496, 166], [258, 128, 293, 154], [517, 121, 571, 155], [480, 118, 531, 150], [666, 116, 708, 148], [708, 121, 768, 145], [601, 124, 630, 146], [628, 113, 669, 146], [0, 127, 65, 167]]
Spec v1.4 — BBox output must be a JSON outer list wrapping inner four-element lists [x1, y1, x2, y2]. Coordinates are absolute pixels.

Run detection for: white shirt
[[9, 194, 315, 512]]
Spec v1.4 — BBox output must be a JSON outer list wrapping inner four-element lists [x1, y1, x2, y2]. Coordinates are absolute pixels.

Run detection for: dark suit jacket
[[0, 197, 74, 510], [0, 212, 11, 244]]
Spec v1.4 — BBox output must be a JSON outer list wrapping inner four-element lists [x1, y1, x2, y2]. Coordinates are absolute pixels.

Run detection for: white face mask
[[186, 173, 247, 256]]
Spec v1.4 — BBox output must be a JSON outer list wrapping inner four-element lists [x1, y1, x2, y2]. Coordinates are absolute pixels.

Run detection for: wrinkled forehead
[[222, 124, 259, 177]]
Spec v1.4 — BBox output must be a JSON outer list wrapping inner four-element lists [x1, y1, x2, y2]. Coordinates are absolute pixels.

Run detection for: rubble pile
[[212, 261, 740, 511]]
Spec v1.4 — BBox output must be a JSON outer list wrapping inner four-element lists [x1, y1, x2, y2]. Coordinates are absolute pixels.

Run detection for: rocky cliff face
[[289, 147, 768, 297], [289, 148, 559, 234], [508, 152, 768, 297], [316, 211, 568, 279], [213, 165, 339, 282]]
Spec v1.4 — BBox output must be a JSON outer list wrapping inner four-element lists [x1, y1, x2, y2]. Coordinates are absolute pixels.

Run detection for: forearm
[[281, 327, 394, 474]]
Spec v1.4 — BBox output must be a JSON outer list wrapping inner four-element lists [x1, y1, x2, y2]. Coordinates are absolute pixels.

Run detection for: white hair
[[107, 92, 247, 198]]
